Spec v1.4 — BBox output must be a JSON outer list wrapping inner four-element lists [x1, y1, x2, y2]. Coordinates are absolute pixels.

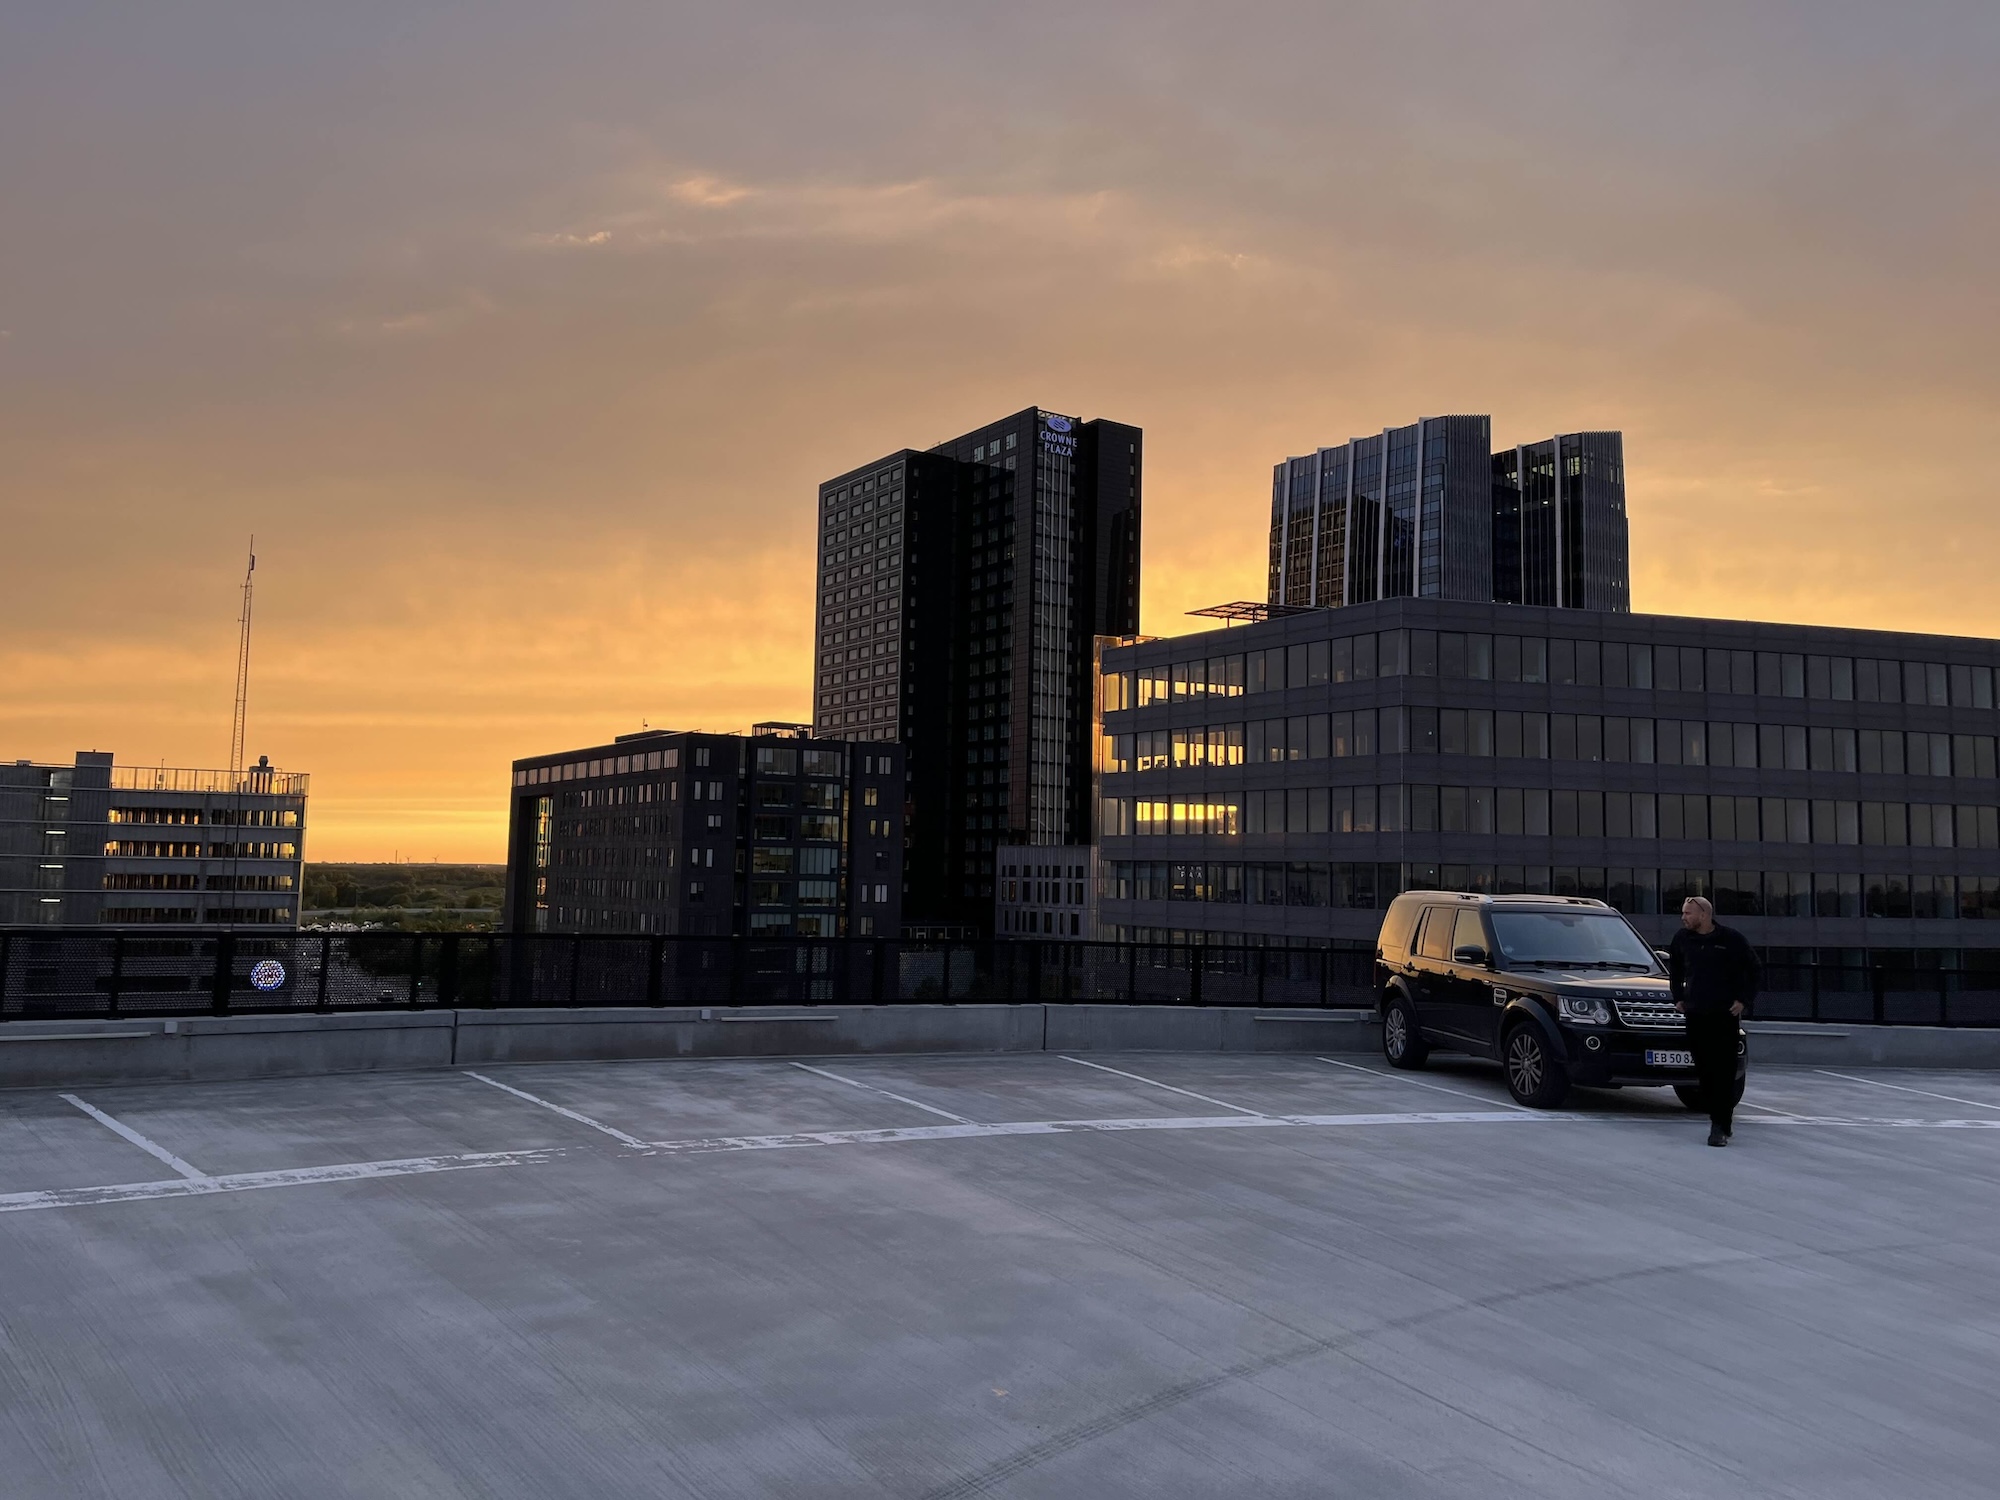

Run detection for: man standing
[[1667, 896, 1758, 1146]]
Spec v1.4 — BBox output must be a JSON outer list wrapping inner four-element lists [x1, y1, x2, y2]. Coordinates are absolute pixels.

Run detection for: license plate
[[1646, 1049, 1694, 1068]]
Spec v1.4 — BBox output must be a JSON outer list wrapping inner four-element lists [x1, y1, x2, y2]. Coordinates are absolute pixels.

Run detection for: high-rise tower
[[813, 407, 1141, 934], [1267, 417, 1628, 613]]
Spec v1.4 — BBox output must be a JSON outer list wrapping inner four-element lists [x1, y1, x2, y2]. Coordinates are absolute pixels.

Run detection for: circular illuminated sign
[[1043, 414, 1073, 433], [249, 959, 287, 993]]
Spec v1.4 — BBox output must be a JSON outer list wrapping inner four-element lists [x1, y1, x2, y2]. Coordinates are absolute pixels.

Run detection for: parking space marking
[[1313, 1056, 1534, 1113], [1815, 1070, 2000, 1114], [462, 1072, 651, 1148], [5, 1087, 2000, 1218], [59, 1094, 210, 1181], [1740, 1100, 1814, 1120], [0, 1145, 571, 1216], [787, 1061, 977, 1124], [1057, 1057, 1266, 1116]]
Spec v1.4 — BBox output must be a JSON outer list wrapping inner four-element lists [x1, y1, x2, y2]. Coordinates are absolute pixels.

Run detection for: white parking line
[[0, 1145, 570, 1216], [1057, 1057, 1266, 1117], [4, 1100, 1997, 1218], [60, 1094, 210, 1181], [1815, 1070, 2000, 1114], [1313, 1056, 1534, 1113], [788, 1061, 976, 1124], [1740, 1100, 1814, 1120], [462, 1072, 651, 1148]]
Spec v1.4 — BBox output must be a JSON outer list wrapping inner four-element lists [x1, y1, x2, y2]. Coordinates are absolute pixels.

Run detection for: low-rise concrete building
[[1, 751, 307, 928]]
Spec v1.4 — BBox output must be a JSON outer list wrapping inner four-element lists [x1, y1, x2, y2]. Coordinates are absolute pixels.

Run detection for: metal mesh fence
[[0, 929, 1991, 1024]]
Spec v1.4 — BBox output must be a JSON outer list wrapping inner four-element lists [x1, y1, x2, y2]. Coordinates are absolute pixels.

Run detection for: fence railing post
[[872, 938, 886, 1002], [1871, 966, 1886, 1026], [316, 933, 333, 1009], [646, 935, 664, 1007], [107, 934, 125, 1016], [1127, 941, 1138, 1004], [438, 934, 460, 1010], [1188, 944, 1202, 1008], [211, 933, 235, 1015]]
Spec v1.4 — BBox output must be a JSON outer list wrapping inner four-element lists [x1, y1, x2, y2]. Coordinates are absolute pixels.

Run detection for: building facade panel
[[1098, 600, 2000, 962]]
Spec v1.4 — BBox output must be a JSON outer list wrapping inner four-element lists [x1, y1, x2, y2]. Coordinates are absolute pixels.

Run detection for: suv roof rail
[[1399, 890, 1612, 909]]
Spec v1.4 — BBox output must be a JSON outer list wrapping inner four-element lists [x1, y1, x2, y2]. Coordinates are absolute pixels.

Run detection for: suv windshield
[[1488, 910, 1657, 970]]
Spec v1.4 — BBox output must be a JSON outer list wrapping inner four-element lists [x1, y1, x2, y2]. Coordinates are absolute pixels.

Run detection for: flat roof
[[4, 1054, 1995, 1495]]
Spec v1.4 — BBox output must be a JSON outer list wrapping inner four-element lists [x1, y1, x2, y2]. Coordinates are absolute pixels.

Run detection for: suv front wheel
[[1502, 1024, 1570, 1109], [1382, 994, 1428, 1070]]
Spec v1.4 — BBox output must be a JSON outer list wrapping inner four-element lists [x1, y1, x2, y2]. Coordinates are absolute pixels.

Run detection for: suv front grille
[[1613, 996, 1685, 1030]]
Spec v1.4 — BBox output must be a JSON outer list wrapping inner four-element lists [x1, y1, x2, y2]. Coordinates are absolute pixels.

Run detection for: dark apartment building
[[1, 751, 307, 928], [1097, 599, 2000, 967], [813, 406, 1141, 933], [502, 724, 904, 938], [1268, 418, 1628, 614]]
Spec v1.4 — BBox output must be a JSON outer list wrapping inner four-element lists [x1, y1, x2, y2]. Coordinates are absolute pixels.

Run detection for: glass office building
[[1268, 419, 1628, 614], [502, 725, 904, 939], [813, 407, 1141, 934], [1097, 600, 2000, 966], [0, 751, 308, 928], [1492, 432, 1630, 611]]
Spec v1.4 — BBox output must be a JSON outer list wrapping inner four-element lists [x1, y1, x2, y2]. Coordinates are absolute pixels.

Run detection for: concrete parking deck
[[2, 1054, 1997, 1499]]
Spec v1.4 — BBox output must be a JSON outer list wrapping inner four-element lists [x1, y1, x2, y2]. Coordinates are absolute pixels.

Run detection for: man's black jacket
[[1667, 923, 1760, 1016]]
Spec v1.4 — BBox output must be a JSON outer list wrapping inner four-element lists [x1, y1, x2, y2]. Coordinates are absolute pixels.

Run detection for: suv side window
[[1416, 908, 1456, 962], [1451, 908, 1487, 959], [1378, 898, 1423, 959]]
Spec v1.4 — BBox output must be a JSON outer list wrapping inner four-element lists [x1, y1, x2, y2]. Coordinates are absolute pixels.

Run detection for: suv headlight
[[1557, 995, 1612, 1026]]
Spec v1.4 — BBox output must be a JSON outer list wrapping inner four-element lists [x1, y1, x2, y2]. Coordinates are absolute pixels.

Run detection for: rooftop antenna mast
[[230, 539, 256, 777]]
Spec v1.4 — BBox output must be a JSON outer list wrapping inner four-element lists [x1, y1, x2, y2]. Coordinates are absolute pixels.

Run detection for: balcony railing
[[108, 767, 310, 797]]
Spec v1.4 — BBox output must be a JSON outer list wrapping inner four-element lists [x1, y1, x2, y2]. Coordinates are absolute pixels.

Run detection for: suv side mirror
[[1453, 944, 1490, 967], [1653, 949, 1671, 966]]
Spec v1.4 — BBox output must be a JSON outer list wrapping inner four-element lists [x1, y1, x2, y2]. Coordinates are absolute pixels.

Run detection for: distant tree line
[[302, 863, 506, 931]]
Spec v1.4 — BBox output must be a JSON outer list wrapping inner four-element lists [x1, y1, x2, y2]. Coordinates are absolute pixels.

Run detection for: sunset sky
[[3, 3, 1996, 862]]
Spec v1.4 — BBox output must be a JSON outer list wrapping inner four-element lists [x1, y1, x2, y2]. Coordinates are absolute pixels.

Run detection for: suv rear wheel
[[1382, 994, 1428, 1069], [1502, 1024, 1570, 1109]]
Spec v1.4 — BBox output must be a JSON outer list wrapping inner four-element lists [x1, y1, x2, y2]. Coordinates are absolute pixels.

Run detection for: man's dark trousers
[[1686, 1012, 1740, 1134]]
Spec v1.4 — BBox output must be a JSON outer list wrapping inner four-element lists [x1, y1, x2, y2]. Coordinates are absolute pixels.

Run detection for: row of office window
[[1104, 631, 2000, 709], [96, 905, 294, 924], [100, 840, 300, 860], [1104, 860, 2000, 920], [1104, 789, 2000, 847], [1107, 711, 1999, 778]]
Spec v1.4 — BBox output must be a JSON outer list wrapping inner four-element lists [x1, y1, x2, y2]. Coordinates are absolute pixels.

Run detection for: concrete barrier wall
[[0, 1012, 455, 1089], [2, 1007, 1998, 1087]]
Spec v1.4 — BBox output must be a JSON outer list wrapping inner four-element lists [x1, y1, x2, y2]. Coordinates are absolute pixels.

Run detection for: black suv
[[1373, 891, 1747, 1109]]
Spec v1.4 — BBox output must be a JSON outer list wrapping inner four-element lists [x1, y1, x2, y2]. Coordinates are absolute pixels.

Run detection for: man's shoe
[[1707, 1129, 1728, 1147]]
